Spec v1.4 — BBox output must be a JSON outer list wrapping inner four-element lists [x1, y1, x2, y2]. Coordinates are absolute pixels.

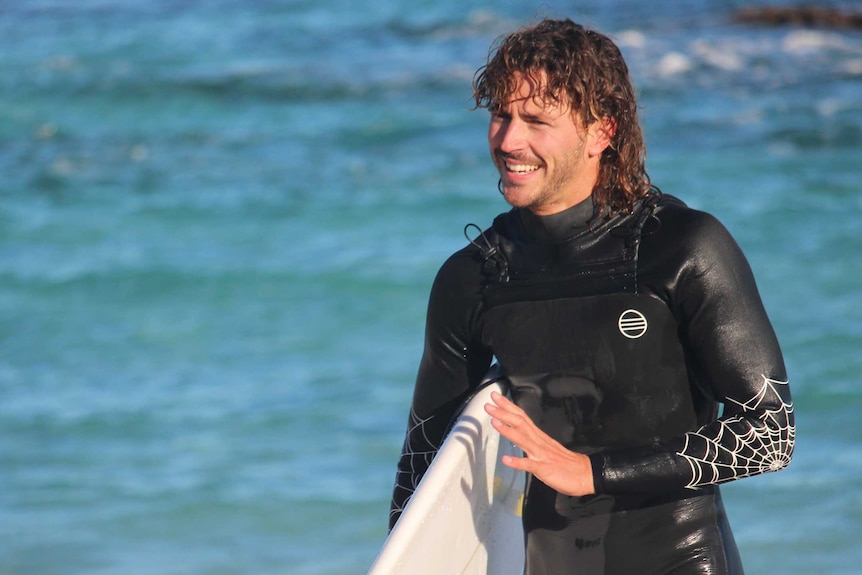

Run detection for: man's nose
[[496, 119, 526, 152]]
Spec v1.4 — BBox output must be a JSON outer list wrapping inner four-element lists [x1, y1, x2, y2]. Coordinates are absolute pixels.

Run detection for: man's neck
[[518, 195, 595, 242]]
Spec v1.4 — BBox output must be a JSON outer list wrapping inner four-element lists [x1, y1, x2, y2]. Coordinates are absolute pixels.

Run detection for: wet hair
[[473, 19, 651, 215]]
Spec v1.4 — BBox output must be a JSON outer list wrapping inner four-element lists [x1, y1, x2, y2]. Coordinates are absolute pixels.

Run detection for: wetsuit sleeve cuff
[[588, 452, 608, 494], [588, 446, 695, 493]]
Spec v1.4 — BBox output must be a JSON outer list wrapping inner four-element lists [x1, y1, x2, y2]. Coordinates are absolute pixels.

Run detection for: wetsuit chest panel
[[482, 293, 697, 451]]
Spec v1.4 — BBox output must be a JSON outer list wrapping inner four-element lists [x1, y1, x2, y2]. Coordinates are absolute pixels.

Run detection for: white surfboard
[[368, 369, 526, 575]]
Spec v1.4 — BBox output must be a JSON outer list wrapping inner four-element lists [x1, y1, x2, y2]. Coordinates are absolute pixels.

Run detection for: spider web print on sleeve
[[677, 375, 795, 489], [389, 407, 440, 523]]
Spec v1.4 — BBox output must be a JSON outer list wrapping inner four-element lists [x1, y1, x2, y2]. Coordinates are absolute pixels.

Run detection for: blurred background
[[1, 1, 861, 573]]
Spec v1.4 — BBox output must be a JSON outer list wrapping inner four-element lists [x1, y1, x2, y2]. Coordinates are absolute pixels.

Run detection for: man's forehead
[[509, 70, 547, 96], [502, 71, 569, 112]]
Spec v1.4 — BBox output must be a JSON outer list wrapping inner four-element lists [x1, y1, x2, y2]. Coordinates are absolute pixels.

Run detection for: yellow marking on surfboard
[[492, 476, 525, 517]]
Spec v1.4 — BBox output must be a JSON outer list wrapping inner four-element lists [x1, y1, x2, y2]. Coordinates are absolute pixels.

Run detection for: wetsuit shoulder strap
[[464, 217, 510, 285]]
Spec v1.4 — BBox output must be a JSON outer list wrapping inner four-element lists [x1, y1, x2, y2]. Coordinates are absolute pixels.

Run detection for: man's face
[[487, 71, 599, 216]]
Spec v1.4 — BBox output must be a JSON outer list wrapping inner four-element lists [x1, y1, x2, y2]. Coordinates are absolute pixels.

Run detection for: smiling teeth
[[507, 163, 540, 174]]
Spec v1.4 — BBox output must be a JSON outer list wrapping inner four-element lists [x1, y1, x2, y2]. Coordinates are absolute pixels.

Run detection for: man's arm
[[389, 248, 493, 529], [595, 209, 795, 493]]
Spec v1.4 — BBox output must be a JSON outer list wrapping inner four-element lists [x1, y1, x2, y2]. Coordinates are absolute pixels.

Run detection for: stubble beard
[[497, 140, 586, 214]]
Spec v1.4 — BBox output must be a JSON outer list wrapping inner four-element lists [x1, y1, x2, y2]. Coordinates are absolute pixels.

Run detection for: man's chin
[[500, 186, 536, 209]]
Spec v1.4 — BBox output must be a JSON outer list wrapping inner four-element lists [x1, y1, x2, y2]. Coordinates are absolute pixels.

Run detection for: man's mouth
[[506, 161, 541, 174]]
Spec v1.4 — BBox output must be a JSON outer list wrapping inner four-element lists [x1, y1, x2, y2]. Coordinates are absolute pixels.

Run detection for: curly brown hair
[[473, 19, 651, 215]]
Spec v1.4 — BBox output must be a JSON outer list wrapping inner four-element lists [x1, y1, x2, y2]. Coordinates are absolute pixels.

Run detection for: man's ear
[[588, 116, 617, 157]]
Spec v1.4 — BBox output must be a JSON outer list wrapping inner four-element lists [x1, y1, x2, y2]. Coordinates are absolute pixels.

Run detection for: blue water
[[2, 1, 861, 574]]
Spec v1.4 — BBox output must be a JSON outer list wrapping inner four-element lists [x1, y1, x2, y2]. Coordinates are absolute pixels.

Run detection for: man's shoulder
[[434, 209, 517, 287], [646, 194, 743, 271], [447, 209, 518, 262], [653, 194, 728, 238], [434, 232, 487, 284]]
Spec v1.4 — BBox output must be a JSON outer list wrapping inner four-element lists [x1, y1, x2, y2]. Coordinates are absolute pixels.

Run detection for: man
[[390, 18, 794, 574]]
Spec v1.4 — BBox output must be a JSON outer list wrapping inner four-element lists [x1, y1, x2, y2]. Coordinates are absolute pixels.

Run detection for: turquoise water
[[2, 2, 861, 574]]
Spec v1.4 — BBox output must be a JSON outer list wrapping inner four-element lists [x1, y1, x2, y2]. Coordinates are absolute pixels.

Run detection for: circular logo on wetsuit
[[618, 309, 648, 339]]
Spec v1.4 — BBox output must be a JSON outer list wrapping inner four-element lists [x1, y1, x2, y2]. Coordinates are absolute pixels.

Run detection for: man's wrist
[[588, 452, 607, 494]]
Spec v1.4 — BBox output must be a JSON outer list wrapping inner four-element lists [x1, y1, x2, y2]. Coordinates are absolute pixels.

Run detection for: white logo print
[[618, 309, 648, 339]]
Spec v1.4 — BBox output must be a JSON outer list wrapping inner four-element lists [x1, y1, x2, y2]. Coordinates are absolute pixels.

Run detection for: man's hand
[[485, 391, 596, 497]]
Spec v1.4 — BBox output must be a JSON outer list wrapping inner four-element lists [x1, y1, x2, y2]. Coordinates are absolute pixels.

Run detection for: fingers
[[489, 414, 528, 447], [488, 390, 517, 410], [501, 453, 536, 473], [484, 391, 596, 496], [485, 391, 526, 424], [485, 393, 540, 451], [485, 400, 525, 436]]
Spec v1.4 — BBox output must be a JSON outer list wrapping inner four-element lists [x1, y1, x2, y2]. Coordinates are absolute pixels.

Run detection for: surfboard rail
[[369, 370, 526, 575]]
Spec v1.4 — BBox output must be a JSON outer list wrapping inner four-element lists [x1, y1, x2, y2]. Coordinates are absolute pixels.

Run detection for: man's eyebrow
[[521, 111, 549, 122], [524, 105, 564, 121]]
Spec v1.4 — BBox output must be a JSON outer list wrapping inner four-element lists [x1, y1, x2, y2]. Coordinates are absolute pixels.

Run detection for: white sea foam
[[840, 58, 862, 75], [782, 29, 850, 54], [615, 29, 647, 49], [655, 51, 693, 77], [692, 40, 745, 71]]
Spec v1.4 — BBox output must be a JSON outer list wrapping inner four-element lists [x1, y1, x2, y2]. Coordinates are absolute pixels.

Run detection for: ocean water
[[1, 1, 861, 574]]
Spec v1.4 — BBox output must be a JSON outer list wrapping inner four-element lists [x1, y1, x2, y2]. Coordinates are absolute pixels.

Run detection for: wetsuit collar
[[517, 195, 595, 243]]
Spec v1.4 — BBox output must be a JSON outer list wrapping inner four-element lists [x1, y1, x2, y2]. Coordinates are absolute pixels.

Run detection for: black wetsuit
[[390, 192, 795, 575]]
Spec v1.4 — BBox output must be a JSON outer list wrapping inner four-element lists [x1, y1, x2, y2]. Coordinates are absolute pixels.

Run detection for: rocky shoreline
[[733, 6, 862, 28]]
